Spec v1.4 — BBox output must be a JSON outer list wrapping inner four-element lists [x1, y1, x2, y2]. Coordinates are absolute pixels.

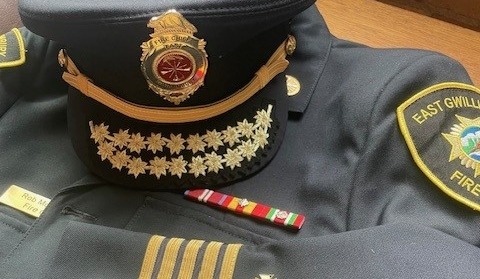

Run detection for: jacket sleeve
[[0, 27, 66, 117], [346, 52, 480, 243], [43, 221, 480, 279]]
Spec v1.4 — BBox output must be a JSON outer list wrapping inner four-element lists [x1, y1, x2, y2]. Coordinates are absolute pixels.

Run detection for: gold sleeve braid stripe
[[158, 238, 185, 279], [138, 236, 243, 279], [58, 36, 294, 124], [139, 236, 166, 279]]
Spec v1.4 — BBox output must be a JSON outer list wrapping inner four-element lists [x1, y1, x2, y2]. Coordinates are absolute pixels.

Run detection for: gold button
[[286, 75, 301, 96], [285, 35, 297, 55]]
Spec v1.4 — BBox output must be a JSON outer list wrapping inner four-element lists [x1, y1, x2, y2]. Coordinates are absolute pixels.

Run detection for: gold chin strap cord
[[58, 36, 294, 124]]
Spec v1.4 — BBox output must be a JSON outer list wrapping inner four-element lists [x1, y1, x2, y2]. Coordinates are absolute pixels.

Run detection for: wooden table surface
[[316, 0, 480, 85]]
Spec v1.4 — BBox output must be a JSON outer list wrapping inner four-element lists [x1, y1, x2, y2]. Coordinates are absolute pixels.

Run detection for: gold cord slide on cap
[[59, 36, 294, 124]]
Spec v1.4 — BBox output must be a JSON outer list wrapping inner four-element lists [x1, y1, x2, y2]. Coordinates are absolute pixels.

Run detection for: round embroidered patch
[[397, 82, 480, 211], [0, 28, 26, 69]]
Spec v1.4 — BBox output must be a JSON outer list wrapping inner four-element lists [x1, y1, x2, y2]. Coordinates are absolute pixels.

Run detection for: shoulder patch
[[398, 82, 480, 211], [0, 28, 26, 68]]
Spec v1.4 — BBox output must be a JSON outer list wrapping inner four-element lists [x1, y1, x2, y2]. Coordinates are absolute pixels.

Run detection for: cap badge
[[140, 10, 208, 105]]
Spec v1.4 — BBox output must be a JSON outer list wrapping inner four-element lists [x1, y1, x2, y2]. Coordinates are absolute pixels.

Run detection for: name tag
[[0, 185, 51, 218]]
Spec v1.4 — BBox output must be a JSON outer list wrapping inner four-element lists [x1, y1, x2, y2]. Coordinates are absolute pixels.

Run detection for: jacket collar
[[287, 6, 332, 113]]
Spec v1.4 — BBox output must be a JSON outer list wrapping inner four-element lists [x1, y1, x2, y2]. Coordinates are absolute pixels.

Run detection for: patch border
[[0, 28, 26, 68], [397, 82, 480, 211]]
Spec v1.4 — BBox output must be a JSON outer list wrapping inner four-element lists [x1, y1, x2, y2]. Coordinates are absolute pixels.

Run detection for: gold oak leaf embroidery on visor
[[89, 105, 273, 179]]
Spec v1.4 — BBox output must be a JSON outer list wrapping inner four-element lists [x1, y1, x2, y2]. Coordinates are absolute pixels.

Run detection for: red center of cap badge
[[156, 52, 195, 84], [140, 10, 208, 105]]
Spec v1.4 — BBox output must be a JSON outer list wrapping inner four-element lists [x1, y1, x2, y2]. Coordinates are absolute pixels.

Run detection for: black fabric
[[17, 0, 316, 189], [2, 5, 480, 279], [65, 22, 289, 108], [68, 74, 288, 189], [18, 0, 315, 51], [19, 0, 313, 107]]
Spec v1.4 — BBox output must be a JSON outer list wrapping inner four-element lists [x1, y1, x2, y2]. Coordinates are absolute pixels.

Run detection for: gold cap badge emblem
[[140, 10, 208, 105]]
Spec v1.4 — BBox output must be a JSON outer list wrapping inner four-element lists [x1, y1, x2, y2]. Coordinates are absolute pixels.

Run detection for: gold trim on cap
[[59, 36, 293, 124]]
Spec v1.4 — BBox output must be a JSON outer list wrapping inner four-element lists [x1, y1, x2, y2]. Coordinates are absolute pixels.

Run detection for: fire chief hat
[[18, 0, 315, 190]]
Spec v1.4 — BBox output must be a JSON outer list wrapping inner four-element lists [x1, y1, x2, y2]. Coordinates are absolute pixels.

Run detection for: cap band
[[59, 36, 295, 124]]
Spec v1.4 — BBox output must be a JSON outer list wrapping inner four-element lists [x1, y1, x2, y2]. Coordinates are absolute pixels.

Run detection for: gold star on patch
[[443, 115, 480, 177], [253, 128, 269, 149]]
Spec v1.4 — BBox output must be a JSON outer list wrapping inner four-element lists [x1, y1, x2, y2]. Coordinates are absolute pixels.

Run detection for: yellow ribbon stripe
[[242, 201, 258, 215], [227, 199, 239, 211]]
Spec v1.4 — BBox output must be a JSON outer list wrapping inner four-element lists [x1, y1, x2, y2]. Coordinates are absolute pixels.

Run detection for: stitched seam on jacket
[[0, 97, 21, 121], [0, 220, 26, 234], [300, 34, 333, 110], [126, 196, 274, 245], [345, 53, 440, 232], [0, 183, 102, 267]]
